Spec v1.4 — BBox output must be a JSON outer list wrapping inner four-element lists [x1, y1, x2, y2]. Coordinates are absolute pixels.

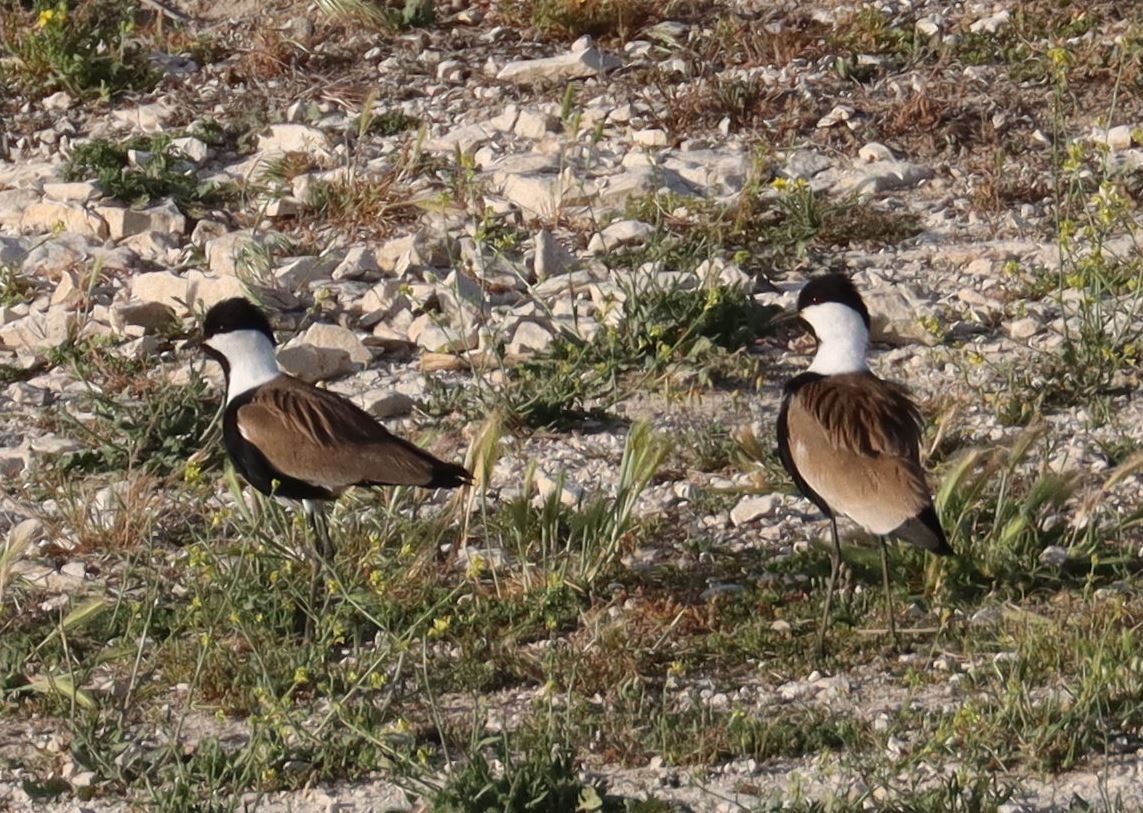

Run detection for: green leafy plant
[[63, 135, 232, 211], [1, 0, 156, 98]]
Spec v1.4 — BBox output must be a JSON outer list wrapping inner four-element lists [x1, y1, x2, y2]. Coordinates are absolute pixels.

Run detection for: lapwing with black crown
[[200, 297, 472, 562], [776, 274, 953, 655]]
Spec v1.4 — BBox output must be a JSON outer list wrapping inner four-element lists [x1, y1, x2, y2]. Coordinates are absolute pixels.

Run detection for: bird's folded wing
[[798, 374, 923, 459], [236, 379, 453, 489], [787, 374, 930, 535]]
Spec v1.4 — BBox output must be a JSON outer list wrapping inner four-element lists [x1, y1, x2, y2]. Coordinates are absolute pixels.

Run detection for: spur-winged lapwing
[[200, 297, 471, 558], [776, 274, 952, 653]]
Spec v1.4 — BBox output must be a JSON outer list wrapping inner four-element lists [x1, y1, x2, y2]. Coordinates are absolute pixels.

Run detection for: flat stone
[[185, 271, 249, 309], [20, 201, 108, 239], [110, 101, 175, 131], [730, 494, 782, 526], [42, 181, 101, 203], [514, 109, 561, 139], [97, 198, 186, 240], [119, 230, 182, 264], [170, 136, 210, 162], [632, 128, 669, 147], [865, 287, 941, 346], [362, 390, 415, 419], [256, 124, 332, 155], [206, 230, 265, 277], [835, 161, 933, 195], [273, 256, 336, 289], [332, 246, 382, 281], [357, 280, 411, 324], [970, 10, 1010, 34], [858, 142, 897, 162], [1105, 125, 1134, 152], [278, 323, 372, 382], [130, 271, 190, 310], [588, 219, 655, 255], [0, 310, 77, 350], [1006, 317, 1041, 340], [506, 318, 555, 355], [42, 91, 73, 111], [111, 301, 178, 334], [408, 314, 478, 352], [497, 46, 621, 83], [425, 122, 496, 154]]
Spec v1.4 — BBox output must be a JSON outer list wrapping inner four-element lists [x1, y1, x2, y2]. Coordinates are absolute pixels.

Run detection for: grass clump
[[934, 423, 1143, 600], [306, 171, 421, 239], [314, 0, 435, 32], [500, 0, 656, 42], [619, 182, 921, 279], [433, 278, 778, 429], [62, 135, 232, 211], [0, 0, 156, 99], [0, 264, 37, 306], [38, 340, 220, 477], [430, 733, 593, 813]]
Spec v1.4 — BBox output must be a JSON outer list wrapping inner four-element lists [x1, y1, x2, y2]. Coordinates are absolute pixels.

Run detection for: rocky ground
[[1, 0, 1142, 811]]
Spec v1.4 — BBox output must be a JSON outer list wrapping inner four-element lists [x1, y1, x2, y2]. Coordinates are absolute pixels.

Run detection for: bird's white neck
[[802, 302, 870, 375], [205, 329, 281, 402]]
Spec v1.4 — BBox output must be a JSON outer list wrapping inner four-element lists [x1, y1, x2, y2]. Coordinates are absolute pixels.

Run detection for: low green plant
[[0, 264, 37, 306], [430, 731, 593, 813], [500, 0, 655, 41], [430, 277, 778, 429], [63, 135, 232, 211], [935, 424, 1141, 598], [47, 346, 220, 477], [491, 421, 668, 588], [0, 0, 156, 98], [314, 0, 435, 32]]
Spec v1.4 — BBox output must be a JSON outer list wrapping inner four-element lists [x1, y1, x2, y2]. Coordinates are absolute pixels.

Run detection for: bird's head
[[795, 274, 871, 375], [200, 297, 280, 400]]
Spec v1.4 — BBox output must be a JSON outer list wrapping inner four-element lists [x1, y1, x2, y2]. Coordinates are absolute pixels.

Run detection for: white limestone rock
[[97, 198, 186, 240], [20, 201, 108, 239], [533, 228, 576, 279], [730, 494, 783, 526], [506, 318, 555, 356], [278, 323, 372, 382], [588, 220, 655, 255], [497, 46, 621, 83], [256, 124, 332, 156], [0, 310, 77, 350]]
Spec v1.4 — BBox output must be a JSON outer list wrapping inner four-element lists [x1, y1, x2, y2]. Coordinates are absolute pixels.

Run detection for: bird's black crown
[[203, 298, 276, 345], [796, 274, 870, 329]]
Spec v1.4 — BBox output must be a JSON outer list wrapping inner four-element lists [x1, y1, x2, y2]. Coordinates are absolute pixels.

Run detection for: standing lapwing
[[200, 297, 471, 561], [776, 274, 952, 654]]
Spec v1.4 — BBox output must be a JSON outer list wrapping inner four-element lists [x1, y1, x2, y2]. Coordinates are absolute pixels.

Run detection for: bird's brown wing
[[786, 373, 931, 536], [236, 376, 469, 492]]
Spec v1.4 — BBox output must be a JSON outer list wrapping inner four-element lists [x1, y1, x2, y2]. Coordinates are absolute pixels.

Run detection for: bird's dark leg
[[301, 499, 332, 640], [816, 514, 842, 658], [879, 538, 899, 650]]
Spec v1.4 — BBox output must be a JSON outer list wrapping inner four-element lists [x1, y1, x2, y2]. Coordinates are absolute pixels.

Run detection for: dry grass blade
[[0, 520, 37, 605], [313, 0, 396, 31]]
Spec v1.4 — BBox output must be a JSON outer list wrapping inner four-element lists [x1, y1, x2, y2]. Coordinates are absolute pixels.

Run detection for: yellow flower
[[770, 177, 790, 191], [36, 9, 57, 27]]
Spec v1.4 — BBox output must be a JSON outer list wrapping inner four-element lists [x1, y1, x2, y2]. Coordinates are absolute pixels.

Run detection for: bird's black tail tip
[[427, 462, 473, 489], [895, 505, 954, 556]]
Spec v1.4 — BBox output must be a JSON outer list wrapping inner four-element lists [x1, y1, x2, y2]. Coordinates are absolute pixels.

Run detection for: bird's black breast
[[776, 372, 833, 517], [222, 389, 334, 501]]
